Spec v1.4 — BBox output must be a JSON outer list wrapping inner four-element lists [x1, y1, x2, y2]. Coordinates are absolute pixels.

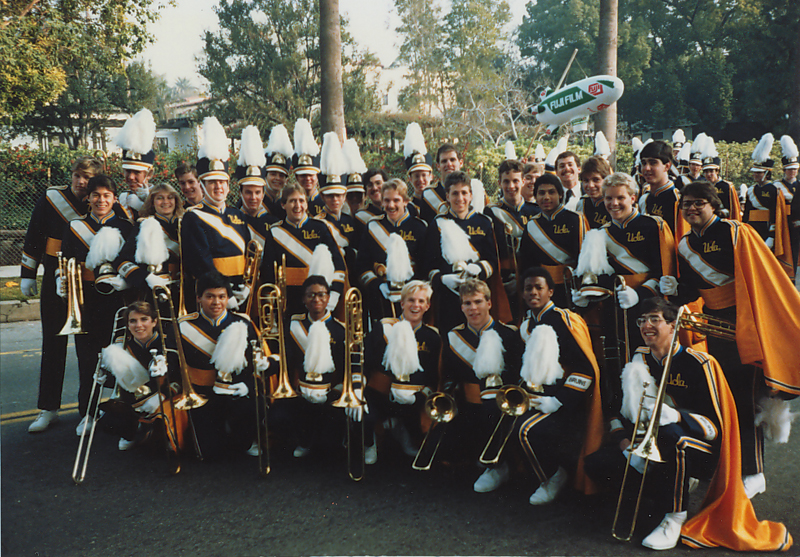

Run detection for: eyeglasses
[[305, 291, 329, 299], [680, 200, 709, 210], [636, 315, 665, 327]]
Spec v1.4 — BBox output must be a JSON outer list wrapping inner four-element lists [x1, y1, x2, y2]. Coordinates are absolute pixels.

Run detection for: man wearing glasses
[[660, 181, 800, 499]]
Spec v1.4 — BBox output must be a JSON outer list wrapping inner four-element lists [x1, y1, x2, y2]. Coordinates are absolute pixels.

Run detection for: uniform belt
[[45, 238, 62, 257], [213, 255, 245, 276], [285, 266, 309, 286], [699, 282, 736, 310], [187, 366, 217, 387], [748, 210, 769, 222], [619, 272, 648, 289], [480, 388, 500, 400], [542, 264, 565, 284]]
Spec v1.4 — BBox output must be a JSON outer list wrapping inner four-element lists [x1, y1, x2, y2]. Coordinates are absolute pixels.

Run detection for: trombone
[[479, 384, 535, 466], [243, 239, 262, 317], [332, 287, 366, 481], [57, 253, 86, 336], [412, 392, 457, 471], [611, 308, 736, 541]]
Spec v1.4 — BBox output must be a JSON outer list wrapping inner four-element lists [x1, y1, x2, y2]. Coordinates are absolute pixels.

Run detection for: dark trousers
[[516, 408, 584, 483], [37, 267, 70, 411], [190, 390, 256, 460]]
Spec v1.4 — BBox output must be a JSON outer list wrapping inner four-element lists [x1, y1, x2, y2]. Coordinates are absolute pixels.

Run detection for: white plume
[[386, 233, 413, 283], [403, 123, 428, 158], [594, 131, 610, 157], [755, 397, 797, 444], [621, 360, 657, 424], [265, 124, 294, 157], [631, 137, 643, 153], [293, 118, 319, 156], [308, 244, 335, 287], [780, 135, 798, 160], [521, 324, 563, 387], [692, 133, 708, 157], [470, 178, 486, 212], [439, 218, 478, 265], [534, 144, 546, 161], [198, 117, 229, 161], [86, 226, 124, 270], [752, 133, 775, 164], [545, 134, 569, 167], [342, 139, 367, 174], [135, 217, 169, 266], [114, 108, 156, 154], [101, 343, 149, 393], [210, 321, 249, 375], [382, 320, 422, 381], [504, 141, 517, 160], [304, 321, 335, 375], [701, 136, 719, 159], [237, 125, 266, 167], [576, 229, 615, 277], [473, 329, 505, 380], [320, 132, 346, 176], [676, 141, 692, 162], [672, 129, 686, 145]]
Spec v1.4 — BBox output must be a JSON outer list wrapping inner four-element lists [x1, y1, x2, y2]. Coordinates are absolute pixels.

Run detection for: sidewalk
[[0, 265, 41, 322]]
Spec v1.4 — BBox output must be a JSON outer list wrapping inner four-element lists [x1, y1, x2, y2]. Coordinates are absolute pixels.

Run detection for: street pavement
[[2, 320, 799, 557]]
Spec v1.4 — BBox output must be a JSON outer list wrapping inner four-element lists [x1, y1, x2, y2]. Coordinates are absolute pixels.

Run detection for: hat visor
[[294, 167, 319, 175], [238, 177, 266, 187], [200, 171, 230, 181], [122, 161, 153, 172], [265, 165, 289, 175], [320, 185, 347, 195], [784, 163, 800, 170], [408, 163, 432, 174], [346, 185, 366, 194]]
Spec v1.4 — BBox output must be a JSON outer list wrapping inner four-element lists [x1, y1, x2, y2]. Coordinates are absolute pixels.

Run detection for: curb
[[0, 300, 40, 323]]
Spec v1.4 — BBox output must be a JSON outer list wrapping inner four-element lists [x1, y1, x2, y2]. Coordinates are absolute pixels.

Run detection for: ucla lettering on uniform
[[303, 230, 320, 240], [553, 224, 570, 234], [668, 373, 687, 388], [703, 241, 721, 254], [467, 226, 486, 236], [228, 215, 245, 225], [342, 224, 354, 233], [627, 231, 645, 242], [401, 231, 416, 242], [417, 341, 428, 353]]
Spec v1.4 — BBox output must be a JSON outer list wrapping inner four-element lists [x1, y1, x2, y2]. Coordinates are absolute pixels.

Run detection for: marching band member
[[175, 163, 204, 208], [516, 267, 603, 505], [59, 175, 134, 433], [260, 184, 347, 316], [423, 171, 510, 333], [743, 133, 777, 244], [687, 135, 705, 184], [584, 298, 790, 551], [776, 135, 799, 282], [235, 125, 276, 248], [293, 118, 325, 217], [700, 136, 741, 220], [660, 181, 800, 497], [555, 150, 582, 211], [263, 123, 294, 219], [355, 168, 387, 226], [178, 272, 263, 459], [180, 117, 251, 310], [114, 108, 157, 220], [363, 281, 440, 462], [356, 178, 428, 323], [342, 138, 368, 218], [403, 123, 438, 223], [441, 279, 522, 492], [23, 156, 102, 433], [638, 140, 687, 241], [521, 159, 544, 206], [517, 173, 587, 309], [674, 141, 694, 190], [577, 156, 612, 229]]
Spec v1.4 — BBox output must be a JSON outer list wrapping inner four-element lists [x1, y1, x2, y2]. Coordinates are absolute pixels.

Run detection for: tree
[[319, 0, 345, 140], [596, 0, 618, 164]]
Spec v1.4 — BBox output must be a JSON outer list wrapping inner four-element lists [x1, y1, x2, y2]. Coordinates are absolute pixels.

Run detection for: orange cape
[[773, 190, 795, 278]]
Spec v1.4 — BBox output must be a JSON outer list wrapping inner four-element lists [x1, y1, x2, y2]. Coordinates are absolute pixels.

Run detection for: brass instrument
[[93, 149, 107, 173], [149, 347, 181, 475], [412, 392, 457, 471], [332, 287, 366, 481], [479, 384, 534, 466], [243, 240, 262, 317], [177, 218, 187, 317], [72, 308, 127, 484], [57, 253, 86, 336], [614, 275, 631, 365]]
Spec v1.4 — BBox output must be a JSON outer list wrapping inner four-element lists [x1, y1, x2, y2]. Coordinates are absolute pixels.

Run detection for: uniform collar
[[468, 316, 494, 337], [448, 208, 475, 221], [89, 212, 115, 225], [539, 204, 564, 221], [692, 215, 719, 237], [155, 213, 178, 224], [399, 315, 423, 332], [285, 215, 309, 229], [200, 308, 228, 327], [529, 301, 555, 323], [653, 181, 674, 195], [611, 208, 639, 228], [388, 210, 410, 226], [133, 332, 159, 349], [502, 198, 524, 212], [202, 200, 226, 214], [651, 343, 682, 366], [309, 311, 332, 324]]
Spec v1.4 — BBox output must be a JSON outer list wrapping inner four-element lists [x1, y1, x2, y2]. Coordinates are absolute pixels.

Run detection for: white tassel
[[114, 108, 156, 155], [631, 137, 643, 153], [265, 124, 294, 157], [620, 360, 657, 424], [576, 229, 614, 277], [101, 343, 149, 393], [198, 116, 229, 161], [210, 321, 248, 376], [342, 139, 367, 175], [304, 321, 335, 376], [439, 219, 478, 266], [534, 144, 546, 161], [86, 226, 124, 270], [237, 125, 266, 167], [692, 133, 708, 157], [780, 135, 798, 160], [544, 135, 569, 168], [386, 233, 413, 284], [521, 324, 563, 387], [594, 131, 611, 157], [672, 129, 686, 145], [308, 244, 335, 287], [701, 136, 719, 159], [755, 397, 798, 444], [504, 141, 516, 160], [135, 217, 169, 267], [382, 320, 421, 381], [473, 329, 505, 380], [752, 133, 775, 164], [403, 122, 428, 158], [471, 179, 486, 212], [676, 141, 692, 162], [320, 132, 346, 176], [293, 118, 319, 157]]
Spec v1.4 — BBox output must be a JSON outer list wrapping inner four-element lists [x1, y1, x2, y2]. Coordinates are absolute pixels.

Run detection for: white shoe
[[365, 443, 378, 465], [642, 511, 687, 550], [293, 445, 311, 458], [28, 410, 58, 433], [529, 466, 568, 505], [118, 438, 136, 451], [246, 441, 261, 457], [743, 473, 766, 499], [75, 411, 104, 437], [473, 462, 510, 493]]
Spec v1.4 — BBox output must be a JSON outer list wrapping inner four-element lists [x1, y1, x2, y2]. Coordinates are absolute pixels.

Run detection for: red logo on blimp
[[597, 103, 609, 111], [588, 83, 603, 96]]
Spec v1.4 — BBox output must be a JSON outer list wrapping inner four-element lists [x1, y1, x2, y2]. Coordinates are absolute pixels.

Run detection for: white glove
[[149, 354, 168, 377], [213, 382, 249, 397], [254, 353, 270, 374], [55, 270, 66, 298], [464, 263, 482, 277], [145, 273, 171, 290], [326, 290, 340, 311], [658, 404, 681, 426], [232, 284, 251, 304], [622, 447, 647, 474], [379, 282, 392, 300], [616, 285, 639, 309], [391, 386, 417, 405], [659, 275, 678, 296], [137, 394, 162, 415], [135, 185, 150, 201], [102, 274, 129, 291], [765, 237, 775, 249], [532, 395, 562, 414], [441, 273, 464, 292], [20, 278, 37, 297], [345, 391, 369, 422], [571, 290, 590, 308], [226, 296, 241, 310], [300, 385, 328, 404]]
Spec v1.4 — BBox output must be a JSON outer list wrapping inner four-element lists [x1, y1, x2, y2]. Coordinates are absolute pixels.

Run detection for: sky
[[138, 0, 529, 89]]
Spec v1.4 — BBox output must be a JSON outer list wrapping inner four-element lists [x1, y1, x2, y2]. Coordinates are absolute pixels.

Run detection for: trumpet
[[332, 287, 366, 481], [479, 384, 534, 465], [243, 240, 262, 317], [57, 253, 86, 336], [412, 392, 457, 471], [614, 275, 630, 365]]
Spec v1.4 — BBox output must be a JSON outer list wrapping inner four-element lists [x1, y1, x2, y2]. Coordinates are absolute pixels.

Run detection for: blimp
[[534, 75, 625, 135]]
